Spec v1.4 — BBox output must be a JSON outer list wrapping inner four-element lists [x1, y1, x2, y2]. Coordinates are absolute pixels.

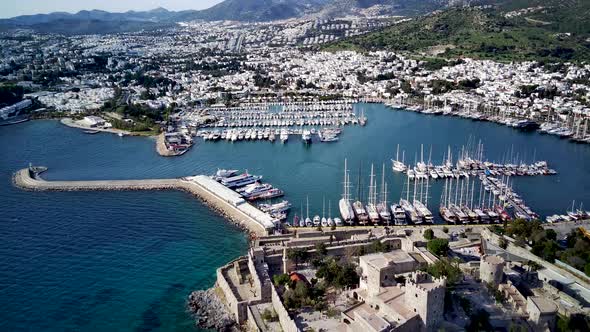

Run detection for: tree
[[315, 243, 328, 258], [287, 248, 309, 268], [427, 238, 449, 257], [442, 226, 449, 234], [273, 273, 291, 287], [421, 258, 463, 286], [424, 229, 435, 240]]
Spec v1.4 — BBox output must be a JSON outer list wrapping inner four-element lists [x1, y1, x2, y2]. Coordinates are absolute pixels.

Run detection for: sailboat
[[299, 202, 305, 227], [359, 108, 367, 126], [305, 196, 312, 227], [376, 164, 392, 224], [366, 164, 380, 224], [339, 158, 355, 223], [400, 176, 419, 224], [391, 144, 407, 172], [439, 177, 457, 223], [353, 162, 369, 225], [321, 197, 328, 227], [327, 200, 335, 227]]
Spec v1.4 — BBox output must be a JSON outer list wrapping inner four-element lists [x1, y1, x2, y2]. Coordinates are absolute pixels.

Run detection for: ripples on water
[[0, 103, 589, 331]]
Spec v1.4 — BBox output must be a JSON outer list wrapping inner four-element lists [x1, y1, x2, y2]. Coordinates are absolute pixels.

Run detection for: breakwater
[[13, 167, 273, 236]]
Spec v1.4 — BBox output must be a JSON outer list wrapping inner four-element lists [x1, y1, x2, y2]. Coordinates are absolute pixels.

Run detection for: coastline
[[60, 117, 132, 136]]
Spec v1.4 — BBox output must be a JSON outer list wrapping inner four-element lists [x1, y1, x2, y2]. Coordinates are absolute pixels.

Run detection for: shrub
[[427, 238, 449, 257], [424, 229, 435, 240]]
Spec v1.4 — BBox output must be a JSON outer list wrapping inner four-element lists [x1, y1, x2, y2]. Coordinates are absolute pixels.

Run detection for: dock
[[13, 167, 275, 236]]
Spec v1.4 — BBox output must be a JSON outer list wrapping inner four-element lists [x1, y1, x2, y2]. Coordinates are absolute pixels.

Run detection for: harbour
[[2, 103, 590, 331]]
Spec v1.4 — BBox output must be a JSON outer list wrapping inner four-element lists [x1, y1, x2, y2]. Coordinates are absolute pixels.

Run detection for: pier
[[13, 167, 275, 236]]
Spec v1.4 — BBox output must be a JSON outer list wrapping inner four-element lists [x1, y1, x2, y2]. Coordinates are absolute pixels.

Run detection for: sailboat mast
[[425, 176, 429, 207], [459, 178, 464, 206]]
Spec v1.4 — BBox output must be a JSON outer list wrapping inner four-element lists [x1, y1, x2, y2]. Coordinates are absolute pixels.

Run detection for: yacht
[[280, 129, 289, 143], [391, 144, 407, 173], [302, 129, 312, 143], [391, 204, 406, 225], [339, 159, 355, 223]]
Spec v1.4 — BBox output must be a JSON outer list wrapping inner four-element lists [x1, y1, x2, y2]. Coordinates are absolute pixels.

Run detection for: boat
[[366, 164, 380, 224], [313, 215, 321, 227], [339, 159, 355, 223], [84, 130, 100, 134], [391, 204, 407, 225], [302, 129, 312, 143], [245, 188, 284, 201], [213, 169, 240, 180], [376, 164, 392, 224], [359, 109, 367, 126], [220, 173, 262, 188], [353, 201, 369, 225], [280, 129, 289, 143], [391, 144, 407, 173]]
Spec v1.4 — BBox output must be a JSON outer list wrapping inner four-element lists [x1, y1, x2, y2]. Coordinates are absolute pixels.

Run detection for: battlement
[[406, 271, 447, 291]]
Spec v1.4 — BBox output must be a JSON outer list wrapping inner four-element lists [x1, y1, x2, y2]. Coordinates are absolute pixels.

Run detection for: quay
[[13, 166, 275, 236]]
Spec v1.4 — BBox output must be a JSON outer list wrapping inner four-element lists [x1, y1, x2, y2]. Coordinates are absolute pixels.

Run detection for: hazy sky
[[1, 0, 224, 18]]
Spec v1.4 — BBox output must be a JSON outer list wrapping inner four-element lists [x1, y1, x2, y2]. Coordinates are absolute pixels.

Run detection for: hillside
[[0, 0, 454, 34], [324, 5, 590, 62]]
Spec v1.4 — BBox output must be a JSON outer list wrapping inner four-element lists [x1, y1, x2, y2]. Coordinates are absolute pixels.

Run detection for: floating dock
[[13, 167, 275, 236]]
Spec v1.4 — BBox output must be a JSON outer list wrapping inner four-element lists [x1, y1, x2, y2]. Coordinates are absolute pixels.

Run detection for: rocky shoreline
[[187, 288, 238, 331]]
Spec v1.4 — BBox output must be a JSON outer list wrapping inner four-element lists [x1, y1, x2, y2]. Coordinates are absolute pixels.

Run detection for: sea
[[0, 103, 589, 331]]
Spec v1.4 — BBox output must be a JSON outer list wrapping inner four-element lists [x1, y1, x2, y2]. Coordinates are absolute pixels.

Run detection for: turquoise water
[[0, 103, 589, 331]]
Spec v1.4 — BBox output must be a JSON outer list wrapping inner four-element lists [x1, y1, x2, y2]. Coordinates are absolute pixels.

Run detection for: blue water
[[1, 103, 589, 331]]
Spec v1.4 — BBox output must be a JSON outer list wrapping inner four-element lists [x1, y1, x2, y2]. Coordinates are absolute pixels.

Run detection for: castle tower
[[480, 254, 505, 285], [404, 272, 446, 330]]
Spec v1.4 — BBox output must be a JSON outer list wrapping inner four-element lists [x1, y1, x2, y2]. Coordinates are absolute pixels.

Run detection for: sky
[[1, 0, 224, 18]]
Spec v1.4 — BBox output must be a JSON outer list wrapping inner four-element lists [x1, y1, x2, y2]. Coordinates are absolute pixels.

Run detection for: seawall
[[13, 167, 271, 236]]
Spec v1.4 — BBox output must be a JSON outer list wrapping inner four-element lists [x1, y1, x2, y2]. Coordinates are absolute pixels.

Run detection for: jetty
[[13, 166, 275, 236]]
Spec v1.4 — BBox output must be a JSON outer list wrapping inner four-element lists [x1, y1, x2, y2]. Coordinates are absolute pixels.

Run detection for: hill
[[324, 4, 590, 62], [0, 0, 455, 34]]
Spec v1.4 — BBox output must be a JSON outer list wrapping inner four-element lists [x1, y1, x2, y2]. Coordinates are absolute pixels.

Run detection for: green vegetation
[[427, 238, 449, 257], [423, 229, 435, 240], [0, 84, 28, 107], [261, 308, 278, 322], [324, 6, 590, 63], [420, 258, 462, 286], [556, 313, 590, 332], [490, 220, 590, 276], [99, 88, 165, 134], [370, 240, 392, 253], [282, 280, 326, 311], [286, 248, 310, 269], [273, 273, 291, 287], [315, 257, 359, 289], [484, 282, 506, 304]]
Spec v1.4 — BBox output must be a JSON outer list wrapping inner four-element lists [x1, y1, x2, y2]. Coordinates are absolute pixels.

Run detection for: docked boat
[[391, 204, 407, 225], [339, 159, 355, 223], [280, 129, 289, 143], [302, 129, 312, 143], [391, 144, 407, 173], [220, 173, 262, 188], [213, 169, 240, 180], [353, 201, 369, 225]]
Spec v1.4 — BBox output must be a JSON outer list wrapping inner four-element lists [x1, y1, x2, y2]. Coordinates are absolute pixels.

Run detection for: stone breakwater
[[13, 168, 268, 237], [187, 288, 238, 331]]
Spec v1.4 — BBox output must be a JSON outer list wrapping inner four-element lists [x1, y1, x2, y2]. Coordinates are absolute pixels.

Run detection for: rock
[[187, 288, 238, 331]]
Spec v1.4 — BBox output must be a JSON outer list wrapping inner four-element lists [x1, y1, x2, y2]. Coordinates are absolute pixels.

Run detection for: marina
[[187, 100, 362, 144], [385, 98, 590, 144], [2, 104, 590, 331]]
